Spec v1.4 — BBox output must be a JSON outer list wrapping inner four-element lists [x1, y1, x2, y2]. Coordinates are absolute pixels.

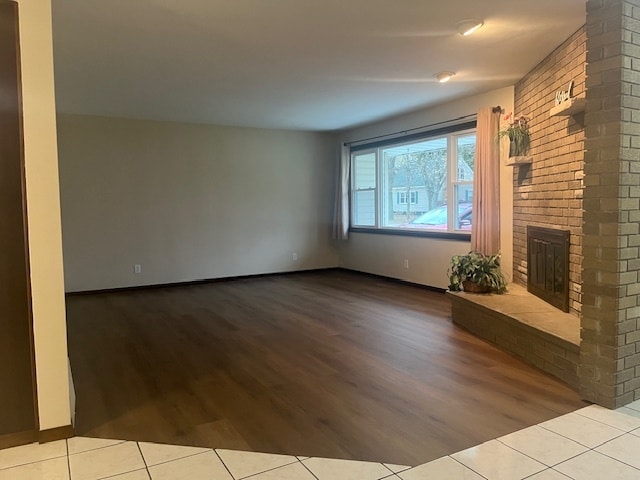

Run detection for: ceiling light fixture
[[434, 71, 455, 83], [457, 19, 484, 36]]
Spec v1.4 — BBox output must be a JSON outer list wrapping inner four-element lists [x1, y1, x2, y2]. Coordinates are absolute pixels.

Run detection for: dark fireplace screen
[[527, 226, 570, 312]]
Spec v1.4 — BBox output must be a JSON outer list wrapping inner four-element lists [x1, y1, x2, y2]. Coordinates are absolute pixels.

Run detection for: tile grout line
[[299, 458, 321, 480], [493, 438, 552, 469], [135, 441, 151, 479], [496, 437, 595, 473], [228, 456, 301, 480], [536, 421, 629, 450], [139, 447, 214, 469], [67, 439, 128, 457], [619, 402, 640, 411], [213, 448, 237, 480], [380, 472, 400, 480], [66, 438, 72, 480], [78, 442, 150, 480], [500, 426, 640, 475], [447, 454, 489, 480], [590, 445, 640, 472], [519, 467, 569, 480], [0, 442, 68, 472], [494, 436, 588, 470], [97, 467, 150, 480], [572, 408, 640, 432], [380, 462, 397, 476]]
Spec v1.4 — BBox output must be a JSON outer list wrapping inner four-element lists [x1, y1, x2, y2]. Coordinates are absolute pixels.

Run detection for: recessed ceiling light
[[457, 19, 484, 36], [434, 71, 455, 83]]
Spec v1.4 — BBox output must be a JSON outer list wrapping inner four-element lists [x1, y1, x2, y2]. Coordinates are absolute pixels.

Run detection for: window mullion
[[375, 147, 381, 228], [448, 134, 456, 232]]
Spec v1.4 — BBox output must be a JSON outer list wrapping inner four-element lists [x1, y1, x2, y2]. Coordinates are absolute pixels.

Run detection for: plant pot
[[462, 280, 492, 293], [509, 137, 528, 157]]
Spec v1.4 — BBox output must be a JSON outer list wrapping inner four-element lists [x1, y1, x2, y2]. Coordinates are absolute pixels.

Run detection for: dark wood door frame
[[0, 0, 40, 449]]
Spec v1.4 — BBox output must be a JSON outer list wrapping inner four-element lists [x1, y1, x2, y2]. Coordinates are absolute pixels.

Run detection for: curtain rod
[[344, 105, 502, 147]]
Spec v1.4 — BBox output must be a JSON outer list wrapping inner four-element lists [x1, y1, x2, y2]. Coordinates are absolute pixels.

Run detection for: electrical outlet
[[292, 253, 298, 261], [134, 264, 142, 274], [403, 259, 409, 269]]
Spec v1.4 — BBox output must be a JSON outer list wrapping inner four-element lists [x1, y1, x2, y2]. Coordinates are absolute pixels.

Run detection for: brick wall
[[512, 28, 586, 316], [581, 0, 640, 408]]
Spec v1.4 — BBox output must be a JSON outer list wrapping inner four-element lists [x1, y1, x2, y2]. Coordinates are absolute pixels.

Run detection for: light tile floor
[[2, 401, 640, 479]]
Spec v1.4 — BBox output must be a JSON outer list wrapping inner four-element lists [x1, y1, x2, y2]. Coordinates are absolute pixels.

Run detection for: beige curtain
[[471, 107, 501, 254], [332, 144, 350, 240]]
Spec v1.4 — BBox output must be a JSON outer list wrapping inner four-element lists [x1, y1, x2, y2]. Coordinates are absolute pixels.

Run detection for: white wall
[[339, 87, 515, 289], [57, 115, 339, 292], [16, 0, 72, 431]]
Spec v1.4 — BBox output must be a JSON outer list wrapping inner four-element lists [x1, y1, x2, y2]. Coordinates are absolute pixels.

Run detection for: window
[[396, 191, 418, 205], [350, 124, 475, 235]]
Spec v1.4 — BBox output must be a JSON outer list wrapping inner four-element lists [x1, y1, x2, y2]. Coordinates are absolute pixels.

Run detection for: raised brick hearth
[[449, 285, 580, 390]]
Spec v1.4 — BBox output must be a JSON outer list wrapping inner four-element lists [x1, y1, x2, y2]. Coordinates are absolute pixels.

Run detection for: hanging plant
[[498, 113, 530, 157]]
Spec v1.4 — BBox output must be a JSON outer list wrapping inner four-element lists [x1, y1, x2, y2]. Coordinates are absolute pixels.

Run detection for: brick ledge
[[448, 283, 580, 389]]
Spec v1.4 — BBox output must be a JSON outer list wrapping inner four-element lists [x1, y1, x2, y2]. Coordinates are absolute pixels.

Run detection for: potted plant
[[448, 251, 508, 294], [498, 112, 530, 157]]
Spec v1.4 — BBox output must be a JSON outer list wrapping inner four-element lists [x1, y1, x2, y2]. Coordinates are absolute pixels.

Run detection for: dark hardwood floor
[[66, 269, 586, 466]]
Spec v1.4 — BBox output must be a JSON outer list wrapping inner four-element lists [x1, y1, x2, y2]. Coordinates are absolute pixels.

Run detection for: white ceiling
[[51, 0, 586, 132]]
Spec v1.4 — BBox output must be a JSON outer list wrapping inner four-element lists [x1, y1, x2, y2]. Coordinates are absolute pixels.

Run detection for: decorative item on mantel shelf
[[448, 251, 508, 294], [498, 112, 530, 157]]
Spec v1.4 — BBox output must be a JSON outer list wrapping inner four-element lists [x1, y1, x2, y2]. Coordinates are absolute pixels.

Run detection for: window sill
[[350, 227, 471, 241]]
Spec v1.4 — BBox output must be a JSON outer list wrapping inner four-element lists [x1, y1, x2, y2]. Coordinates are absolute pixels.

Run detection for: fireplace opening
[[527, 226, 570, 312]]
